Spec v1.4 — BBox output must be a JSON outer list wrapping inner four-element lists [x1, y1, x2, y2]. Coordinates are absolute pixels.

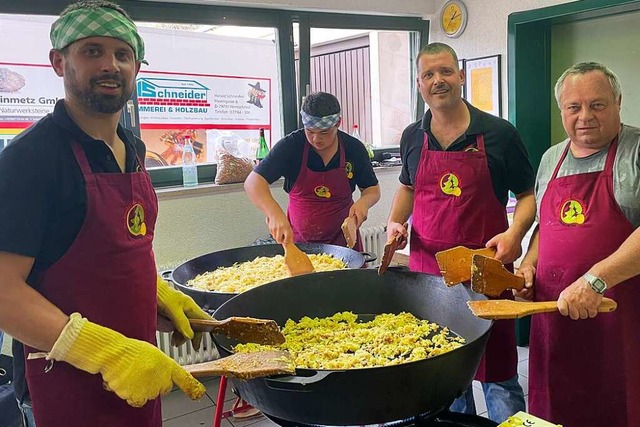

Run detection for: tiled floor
[[162, 346, 531, 426]]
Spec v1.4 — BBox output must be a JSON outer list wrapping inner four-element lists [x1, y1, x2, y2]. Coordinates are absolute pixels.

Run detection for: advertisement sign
[[0, 63, 61, 124], [0, 14, 281, 166], [136, 72, 270, 127]]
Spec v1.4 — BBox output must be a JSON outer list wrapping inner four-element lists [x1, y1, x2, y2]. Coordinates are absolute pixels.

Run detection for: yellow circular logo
[[560, 200, 585, 225], [464, 146, 479, 152], [314, 185, 332, 199], [345, 162, 354, 179], [127, 204, 147, 236], [440, 173, 462, 197]]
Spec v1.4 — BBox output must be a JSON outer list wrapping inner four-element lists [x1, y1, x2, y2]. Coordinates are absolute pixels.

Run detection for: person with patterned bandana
[[245, 91, 380, 249], [0, 2, 212, 426]]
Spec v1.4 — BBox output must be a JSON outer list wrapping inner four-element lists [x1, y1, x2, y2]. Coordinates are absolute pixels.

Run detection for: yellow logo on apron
[[440, 173, 462, 197], [345, 162, 354, 179], [560, 199, 585, 225], [314, 185, 332, 198], [127, 204, 147, 236]]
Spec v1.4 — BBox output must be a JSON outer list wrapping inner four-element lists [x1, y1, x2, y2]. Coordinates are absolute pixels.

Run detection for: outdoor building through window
[[301, 28, 414, 148]]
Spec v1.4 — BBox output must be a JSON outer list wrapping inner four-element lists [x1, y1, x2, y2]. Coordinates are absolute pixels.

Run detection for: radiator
[[359, 224, 387, 265], [156, 331, 219, 365]]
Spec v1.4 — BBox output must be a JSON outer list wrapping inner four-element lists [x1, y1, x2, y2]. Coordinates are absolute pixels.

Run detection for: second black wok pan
[[169, 243, 375, 311]]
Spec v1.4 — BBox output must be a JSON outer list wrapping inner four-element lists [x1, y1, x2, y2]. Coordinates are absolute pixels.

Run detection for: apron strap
[[551, 135, 619, 181], [550, 142, 572, 181], [70, 141, 93, 177], [603, 135, 619, 173], [475, 133, 485, 151], [297, 141, 311, 183]]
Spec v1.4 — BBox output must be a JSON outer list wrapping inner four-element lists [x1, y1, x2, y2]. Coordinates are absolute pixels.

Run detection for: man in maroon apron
[[0, 2, 209, 426], [387, 43, 536, 423], [245, 92, 380, 249], [515, 62, 640, 426]]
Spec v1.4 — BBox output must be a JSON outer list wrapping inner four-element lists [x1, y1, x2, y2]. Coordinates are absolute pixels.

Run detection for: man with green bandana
[[0, 1, 212, 426], [245, 92, 380, 248]]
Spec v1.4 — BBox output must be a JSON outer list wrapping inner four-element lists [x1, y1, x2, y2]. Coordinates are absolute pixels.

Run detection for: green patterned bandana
[[50, 6, 147, 64]]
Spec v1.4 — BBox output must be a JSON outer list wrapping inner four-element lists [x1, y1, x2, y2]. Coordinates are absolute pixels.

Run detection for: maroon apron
[[287, 139, 363, 250], [24, 141, 161, 427], [410, 133, 517, 383], [529, 139, 640, 426]]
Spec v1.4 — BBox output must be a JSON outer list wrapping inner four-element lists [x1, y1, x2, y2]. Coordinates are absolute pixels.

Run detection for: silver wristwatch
[[583, 272, 607, 295]]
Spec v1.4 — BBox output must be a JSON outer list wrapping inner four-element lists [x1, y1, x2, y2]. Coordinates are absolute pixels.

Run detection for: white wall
[[154, 166, 402, 267], [550, 11, 640, 144], [143, 0, 436, 16], [426, 0, 577, 118]]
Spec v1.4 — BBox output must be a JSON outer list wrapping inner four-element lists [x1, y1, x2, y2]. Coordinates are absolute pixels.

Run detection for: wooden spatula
[[190, 317, 285, 345], [435, 246, 497, 286], [341, 216, 358, 249], [184, 350, 295, 380], [378, 224, 408, 275], [283, 242, 314, 277], [470, 254, 525, 297], [467, 297, 617, 320]]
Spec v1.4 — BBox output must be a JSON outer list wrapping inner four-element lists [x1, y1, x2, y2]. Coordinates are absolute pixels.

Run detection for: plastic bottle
[[182, 135, 198, 187], [351, 124, 361, 141], [256, 128, 270, 161], [352, 124, 374, 160]]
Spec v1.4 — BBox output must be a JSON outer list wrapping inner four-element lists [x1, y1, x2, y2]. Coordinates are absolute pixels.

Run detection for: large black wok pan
[[169, 243, 375, 311], [213, 269, 492, 426]]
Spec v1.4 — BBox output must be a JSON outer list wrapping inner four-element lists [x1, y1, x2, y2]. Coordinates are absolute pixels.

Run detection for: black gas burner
[[265, 409, 498, 427]]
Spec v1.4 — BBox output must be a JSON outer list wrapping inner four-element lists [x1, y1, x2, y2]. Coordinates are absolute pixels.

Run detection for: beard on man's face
[[65, 66, 133, 114]]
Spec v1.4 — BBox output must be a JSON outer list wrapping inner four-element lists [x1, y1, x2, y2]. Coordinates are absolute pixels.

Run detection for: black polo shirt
[[254, 129, 379, 192], [399, 101, 534, 205], [0, 99, 146, 402]]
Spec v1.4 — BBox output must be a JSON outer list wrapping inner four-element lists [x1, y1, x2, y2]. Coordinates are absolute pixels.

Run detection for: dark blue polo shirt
[[399, 100, 534, 205], [0, 99, 146, 402], [254, 128, 378, 192]]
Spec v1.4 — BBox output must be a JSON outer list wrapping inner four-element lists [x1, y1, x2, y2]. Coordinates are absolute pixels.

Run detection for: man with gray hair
[[0, 1, 212, 426], [516, 62, 640, 426]]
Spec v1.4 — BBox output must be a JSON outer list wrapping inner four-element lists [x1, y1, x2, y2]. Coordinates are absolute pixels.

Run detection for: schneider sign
[[137, 77, 211, 114]]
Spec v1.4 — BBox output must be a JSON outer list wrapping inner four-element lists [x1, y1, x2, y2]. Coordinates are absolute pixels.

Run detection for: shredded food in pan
[[235, 311, 465, 369], [186, 254, 346, 293]]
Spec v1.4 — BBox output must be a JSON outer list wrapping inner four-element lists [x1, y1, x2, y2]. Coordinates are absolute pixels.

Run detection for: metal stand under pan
[[264, 408, 499, 427]]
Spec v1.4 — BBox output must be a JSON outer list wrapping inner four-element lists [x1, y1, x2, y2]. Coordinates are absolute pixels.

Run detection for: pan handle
[[361, 252, 377, 263], [264, 370, 334, 391], [159, 270, 174, 284]]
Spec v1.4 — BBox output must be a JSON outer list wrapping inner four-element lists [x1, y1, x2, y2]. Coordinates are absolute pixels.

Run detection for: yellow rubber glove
[[47, 313, 206, 407], [156, 276, 212, 350]]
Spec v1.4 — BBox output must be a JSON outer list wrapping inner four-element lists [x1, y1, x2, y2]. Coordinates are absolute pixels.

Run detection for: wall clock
[[440, 0, 468, 38]]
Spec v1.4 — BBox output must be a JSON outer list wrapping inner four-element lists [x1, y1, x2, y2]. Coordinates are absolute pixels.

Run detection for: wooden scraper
[[435, 246, 496, 286]]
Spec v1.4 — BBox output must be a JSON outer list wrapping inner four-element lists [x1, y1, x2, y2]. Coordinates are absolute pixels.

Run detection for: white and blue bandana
[[300, 110, 341, 130]]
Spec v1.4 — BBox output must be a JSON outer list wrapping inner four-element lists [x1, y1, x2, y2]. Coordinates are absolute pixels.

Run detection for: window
[[0, 14, 60, 150], [133, 22, 282, 171], [302, 28, 415, 147], [294, 13, 428, 149], [0, 3, 427, 186]]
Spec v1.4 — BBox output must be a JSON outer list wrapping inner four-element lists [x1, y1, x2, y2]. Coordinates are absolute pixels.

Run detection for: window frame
[[1, 0, 428, 187]]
